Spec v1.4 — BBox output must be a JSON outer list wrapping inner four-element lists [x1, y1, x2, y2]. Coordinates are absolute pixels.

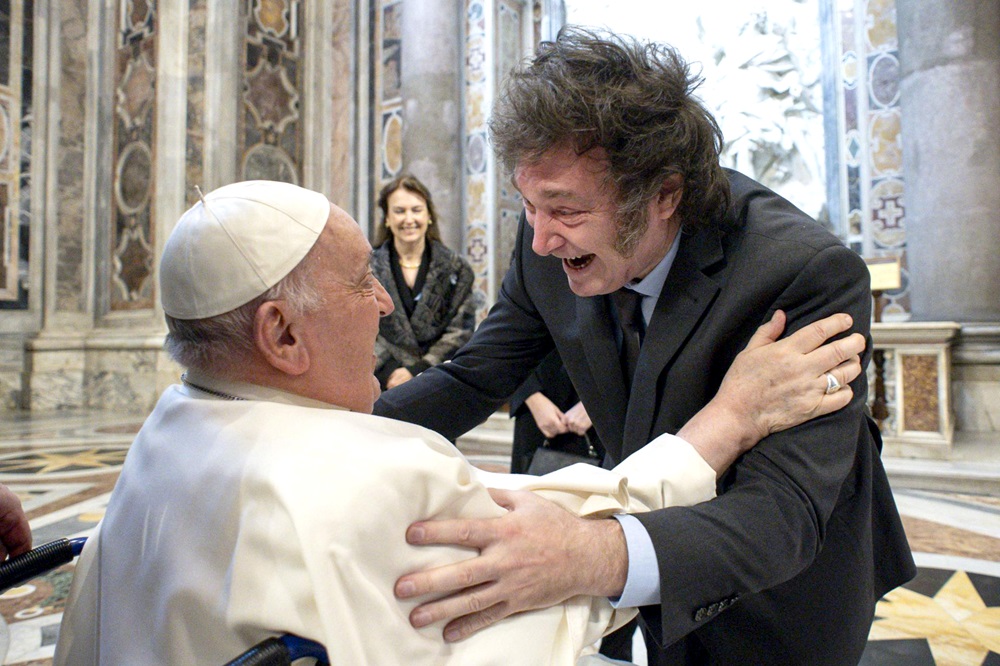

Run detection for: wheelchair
[[0, 537, 329, 665]]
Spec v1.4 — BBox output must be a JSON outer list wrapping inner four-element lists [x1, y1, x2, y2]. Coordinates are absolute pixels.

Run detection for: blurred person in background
[[372, 174, 476, 390]]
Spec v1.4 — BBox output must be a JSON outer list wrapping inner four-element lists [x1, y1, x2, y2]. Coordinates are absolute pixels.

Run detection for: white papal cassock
[[54, 379, 716, 665]]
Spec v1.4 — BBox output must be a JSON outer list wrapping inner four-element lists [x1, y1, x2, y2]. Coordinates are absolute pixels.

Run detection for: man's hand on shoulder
[[679, 311, 865, 475], [394, 489, 627, 642]]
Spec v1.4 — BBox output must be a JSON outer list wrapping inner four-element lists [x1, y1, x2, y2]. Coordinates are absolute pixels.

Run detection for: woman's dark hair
[[374, 173, 443, 247], [489, 26, 730, 255]]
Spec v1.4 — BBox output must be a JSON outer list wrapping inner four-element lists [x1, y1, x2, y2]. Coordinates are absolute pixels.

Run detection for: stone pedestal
[[872, 322, 960, 459], [952, 323, 1000, 434], [23, 332, 180, 414]]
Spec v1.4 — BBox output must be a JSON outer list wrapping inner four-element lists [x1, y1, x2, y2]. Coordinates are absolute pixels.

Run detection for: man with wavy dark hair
[[377, 27, 914, 665]]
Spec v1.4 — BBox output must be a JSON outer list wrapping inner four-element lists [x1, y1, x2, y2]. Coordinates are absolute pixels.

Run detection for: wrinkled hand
[[0, 485, 31, 560], [395, 489, 626, 642], [678, 311, 865, 475], [723, 310, 864, 439], [524, 392, 568, 438], [387, 367, 415, 389], [562, 402, 593, 436]]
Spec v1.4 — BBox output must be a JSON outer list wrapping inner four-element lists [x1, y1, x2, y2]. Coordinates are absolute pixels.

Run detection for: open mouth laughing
[[565, 254, 595, 270]]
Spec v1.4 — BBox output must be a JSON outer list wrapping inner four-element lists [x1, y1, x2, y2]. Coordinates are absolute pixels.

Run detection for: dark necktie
[[611, 288, 644, 391]]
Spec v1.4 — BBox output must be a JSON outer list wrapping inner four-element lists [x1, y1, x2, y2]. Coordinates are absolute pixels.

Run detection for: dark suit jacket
[[375, 171, 916, 664]]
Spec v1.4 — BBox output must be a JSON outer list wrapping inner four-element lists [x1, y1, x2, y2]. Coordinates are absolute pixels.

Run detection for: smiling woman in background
[[371, 174, 477, 390]]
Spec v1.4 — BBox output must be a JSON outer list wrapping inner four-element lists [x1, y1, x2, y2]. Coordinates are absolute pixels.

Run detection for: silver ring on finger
[[824, 372, 842, 395]]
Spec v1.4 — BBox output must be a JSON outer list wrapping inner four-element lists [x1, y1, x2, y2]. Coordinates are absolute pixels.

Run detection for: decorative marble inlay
[[241, 0, 303, 184], [122, 0, 154, 45], [112, 224, 153, 301], [0, 0, 28, 306], [0, 101, 10, 171], [829, 0, 909, 319], [869, 568, 1000, 664], [842, 50, 858, 87], [372, 0, 404, 196], [185, 0, 206, 208], [254, 0, 292, 39], [243, 143, 297, 183], [466, 132, 487, 174], [902, 354, 940, 433], [870, 110, 902, 175], [248, 0, 299, 50], [381, 110, 403, 179], [0, 445, 128, 478], [869, 52, 900, 107], [464, 0, 491, 321], [115, 141, 152, 214], [244, 59, 300, 133], [0, 183, 11, 295], [116, 52, 156, 128], [110, 1, 157, 311], [865, 0, 898, 51], [871, 178, 905, 248], [382, 2, 402, 101]]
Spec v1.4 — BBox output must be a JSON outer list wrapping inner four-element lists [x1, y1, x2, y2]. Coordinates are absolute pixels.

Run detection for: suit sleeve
[[634, 242, 875, 646]]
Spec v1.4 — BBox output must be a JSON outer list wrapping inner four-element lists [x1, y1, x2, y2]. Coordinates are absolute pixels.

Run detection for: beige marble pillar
[[896, 0, 1000, 322], [400, 0, 464, 251]]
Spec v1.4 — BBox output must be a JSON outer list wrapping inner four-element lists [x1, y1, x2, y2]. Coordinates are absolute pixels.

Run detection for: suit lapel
[[622, 228, 725, 455]]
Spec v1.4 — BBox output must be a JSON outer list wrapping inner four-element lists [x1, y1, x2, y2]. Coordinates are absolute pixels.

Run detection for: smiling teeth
[[566, 255, 594, 269]]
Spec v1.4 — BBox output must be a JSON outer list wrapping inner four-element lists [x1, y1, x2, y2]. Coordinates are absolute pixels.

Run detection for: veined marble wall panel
[[56, 1, 89, 313], [110, 0, 158, 312], [185, 0, 207, 208], [462, 0, 532, 321], [374, 0, 404, 197], [828, 0, 909, 320], [328, 0, 354, 208], [83, 343, 161, 412], [24, 336, 167, 413], [464, 0, 491, 321], [493, 1, 523, 297], [240, 0, 304, 184], [0, 0, 27, 304]]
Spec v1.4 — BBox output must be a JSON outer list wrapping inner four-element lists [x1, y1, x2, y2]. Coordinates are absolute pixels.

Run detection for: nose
[[530, 212, 563, 256], [375, 278, 394, 316]]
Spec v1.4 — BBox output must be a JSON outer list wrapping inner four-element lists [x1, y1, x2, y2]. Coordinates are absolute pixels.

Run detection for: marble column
[[896, 0, 1000, 322], [400, 0, 464, 251]]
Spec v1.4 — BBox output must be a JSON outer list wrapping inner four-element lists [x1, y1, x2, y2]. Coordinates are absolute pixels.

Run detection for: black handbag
[[526, 431, 602, 475]]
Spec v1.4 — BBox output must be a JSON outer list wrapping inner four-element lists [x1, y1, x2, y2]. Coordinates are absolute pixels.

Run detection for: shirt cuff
[[608, 513, 660, 608]]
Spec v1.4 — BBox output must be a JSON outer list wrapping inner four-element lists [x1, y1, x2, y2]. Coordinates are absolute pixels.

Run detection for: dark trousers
[[600, 617, 637, 662]]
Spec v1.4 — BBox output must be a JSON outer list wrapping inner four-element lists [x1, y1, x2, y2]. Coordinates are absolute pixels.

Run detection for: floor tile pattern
[[0, 410, 996, 665]]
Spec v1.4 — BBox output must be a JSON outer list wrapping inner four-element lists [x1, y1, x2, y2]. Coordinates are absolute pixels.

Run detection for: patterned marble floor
[[0, 410, 997, 665]]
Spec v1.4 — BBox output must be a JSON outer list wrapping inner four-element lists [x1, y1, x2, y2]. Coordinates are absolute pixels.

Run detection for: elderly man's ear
[[253, 301, 310, 376]]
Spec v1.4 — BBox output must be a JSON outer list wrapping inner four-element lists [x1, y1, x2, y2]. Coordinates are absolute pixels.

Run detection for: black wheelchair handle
[[0, 537, 87, 593]]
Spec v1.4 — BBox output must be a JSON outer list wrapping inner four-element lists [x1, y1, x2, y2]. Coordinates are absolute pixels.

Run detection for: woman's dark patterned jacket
[[371, 239, 476, 385]]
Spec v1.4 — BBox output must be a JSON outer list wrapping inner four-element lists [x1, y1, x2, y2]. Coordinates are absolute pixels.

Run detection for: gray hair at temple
[[488, 26, 731, 256]]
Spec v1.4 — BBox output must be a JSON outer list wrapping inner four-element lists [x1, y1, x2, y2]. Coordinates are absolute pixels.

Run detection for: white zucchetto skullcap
[[160, 180, 330, 320]]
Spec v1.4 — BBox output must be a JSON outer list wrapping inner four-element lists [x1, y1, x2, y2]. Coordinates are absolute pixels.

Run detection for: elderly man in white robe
[[54, 180, 863, 665]]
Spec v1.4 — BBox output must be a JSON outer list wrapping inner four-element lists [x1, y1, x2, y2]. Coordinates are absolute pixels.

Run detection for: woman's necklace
[[398, 258, 422, 269]]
